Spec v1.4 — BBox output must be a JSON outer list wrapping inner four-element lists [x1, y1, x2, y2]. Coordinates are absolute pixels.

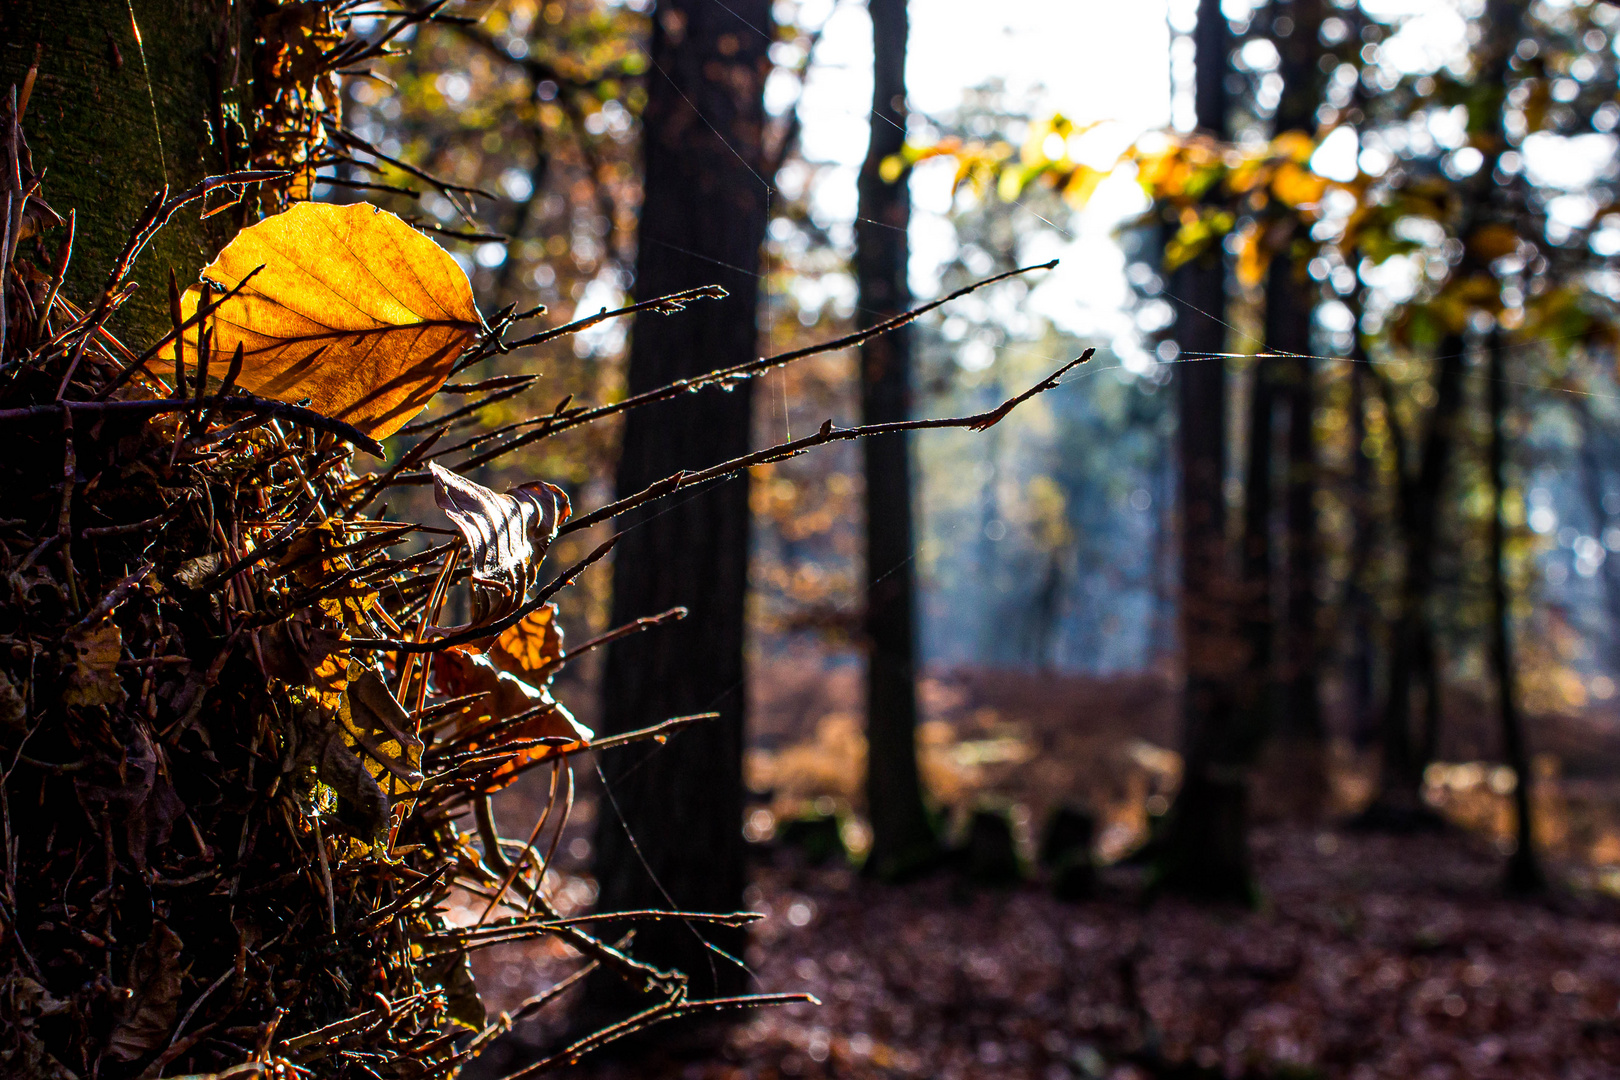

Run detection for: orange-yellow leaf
[[433, 647, 592, 789], [181, 201, 482, 439], [490, 603, 564, 682], [1235, 222, 1269, 290]]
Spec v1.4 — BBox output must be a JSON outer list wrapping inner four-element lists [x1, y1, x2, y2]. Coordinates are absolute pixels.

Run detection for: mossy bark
[[1, 0, 237, 341]]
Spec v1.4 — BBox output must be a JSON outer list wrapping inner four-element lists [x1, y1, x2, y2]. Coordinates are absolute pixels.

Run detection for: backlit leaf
[[490, 603, 565, 682], [181, 201, 482, 439], [341, 670, 424, 802], [429, 463, 571, 629], [1270, 162, 1327, 210]]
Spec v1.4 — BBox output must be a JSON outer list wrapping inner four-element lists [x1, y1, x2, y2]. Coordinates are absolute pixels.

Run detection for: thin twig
[[0, 394, 385, 457]]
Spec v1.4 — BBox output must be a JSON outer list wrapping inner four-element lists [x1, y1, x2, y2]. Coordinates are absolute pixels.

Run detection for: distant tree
[[1361, 0, 1523, 829], [1257, 0, 1328, 809], [1154, 0, 1252, 902], [589, 0, 771, 1000], [857, 0, 939, 880]]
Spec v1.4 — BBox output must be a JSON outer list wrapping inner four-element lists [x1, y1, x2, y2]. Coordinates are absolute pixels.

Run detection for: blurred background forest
[[307, 0, 1620, 1074]]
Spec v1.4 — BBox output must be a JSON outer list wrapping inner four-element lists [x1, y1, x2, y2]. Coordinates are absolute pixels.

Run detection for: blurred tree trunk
[[1366, 0, 1522, 827], [1486, 330, 1542, 892], [1370, 336, 1463, 823], [857, 0, 938, 881], [1572, 397, 1620, 655], [590, 0, 770, 1002], [1345, 351, 1379, 747], [1259, 0, 1326, 816], [1240, 338, 1275, 733], [1157, 0, 1250, 903], [0, 1, 236, 339]]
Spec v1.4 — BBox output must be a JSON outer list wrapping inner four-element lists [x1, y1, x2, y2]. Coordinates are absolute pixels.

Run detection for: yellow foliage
[[1270, 161, 1326, 209], [1234, 220, 1269, 289]]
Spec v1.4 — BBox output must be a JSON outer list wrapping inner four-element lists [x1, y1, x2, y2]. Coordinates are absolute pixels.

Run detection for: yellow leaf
[[63, 623, 125, 708], [182, 202, 482, 439], [1062, 165, 1105, 208], [1270, 130, 1317, 164], [341, 670, 424, 801]]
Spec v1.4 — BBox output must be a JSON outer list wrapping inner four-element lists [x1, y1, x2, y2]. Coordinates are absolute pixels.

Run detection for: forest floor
[[467, 824, 1620, 1080]]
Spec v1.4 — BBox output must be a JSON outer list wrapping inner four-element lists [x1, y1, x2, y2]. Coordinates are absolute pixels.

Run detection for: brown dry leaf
[[433, 647, 591, 790], [429, 463, 571, 629], [62, 623, 125, 709], [1468, 222, 1521, 261], [489, 603, 564, 682], [181, 202, 482, 438], [105, 924, 184, 1062]]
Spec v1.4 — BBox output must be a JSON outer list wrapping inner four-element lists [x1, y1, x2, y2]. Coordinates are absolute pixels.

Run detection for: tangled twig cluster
[[0, 39, 1077, 1073]]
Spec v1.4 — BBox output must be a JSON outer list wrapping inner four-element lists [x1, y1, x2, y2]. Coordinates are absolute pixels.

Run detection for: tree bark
[[1371, 333, 1464, 822], [1366, 0, 1522, 826], [1486, 330, 1542, 892], [1269, 0, 1325, 782], [1157, 0, 1250, 902], [590, 0, 770, 1003], [1344, 324, 1379, 747], [857, 0, 937, 881], [1240, 346, 1275, 733], [0, 1, 235, 340]]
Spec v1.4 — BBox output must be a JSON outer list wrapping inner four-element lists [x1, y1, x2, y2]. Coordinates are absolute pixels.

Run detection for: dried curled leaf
[[182, 202, 482, 438], [429, 463, 570, 629]]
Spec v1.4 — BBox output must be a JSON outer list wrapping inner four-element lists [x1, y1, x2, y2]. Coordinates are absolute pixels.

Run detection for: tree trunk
[[590, 0, 770, 1003], [0, 1, 235, 339], [1157, 0, 1250, 903], [1239, 349, 1275, 733], [1571, 396, 1620, 655], [1370, 334, 1465, 823], [1266, 0, 1326, 819], [857, 0, 937, 881], [1487, 333, 1542, 892], [1344, 328, 1379, 747], [1365, 0, 1523, 827]]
